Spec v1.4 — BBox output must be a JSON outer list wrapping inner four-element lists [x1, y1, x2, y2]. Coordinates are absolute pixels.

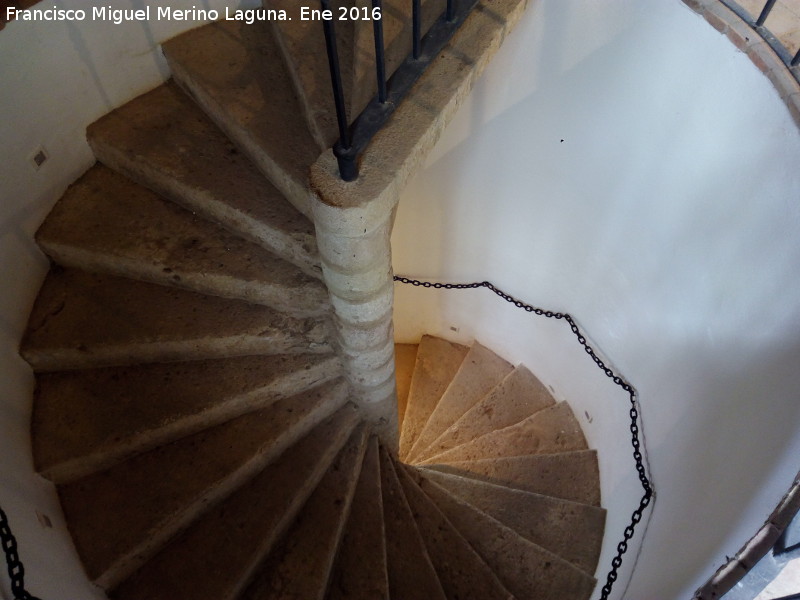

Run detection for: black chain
[[0, 506, 41, 600], [394, 275, 654, 600]]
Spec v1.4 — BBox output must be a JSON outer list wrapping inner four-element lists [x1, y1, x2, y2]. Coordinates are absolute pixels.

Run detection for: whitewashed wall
[[0, 2, 259, 597], [2, 0, 799, 598], [392, 0, 800, 598]]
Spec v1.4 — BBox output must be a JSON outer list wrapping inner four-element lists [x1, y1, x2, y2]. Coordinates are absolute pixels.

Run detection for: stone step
[[21, 268, 332, 372], [419, 468, 606, 575], [87, 81, 321, 280], [33, 353, 340, 484], [419, 401, 588, 465], [162, 20, 320, 218], [57, 381, 349, 589], [327, 436, 389, 600], [110, 407, 359, 600], [395, 343, 419, 430], [399, 335, 468, 460], [378, 445, 447, 600], [395, 464, 514, 600], [406, 341, 513, 464], [421, 450, 602, 506], [415, 365, 556, 463], [264, 0, 446, 149], [36, 165, 328, 315], [418, 476, 597, 600], [240, 425, 368, 600]]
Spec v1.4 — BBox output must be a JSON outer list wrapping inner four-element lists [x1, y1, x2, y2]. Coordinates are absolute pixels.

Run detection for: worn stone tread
[[35, 165, 327, 315], [418, 476, 597, 600], [378, 445, 447, 600], [239, 425, 369, 600], [33, 353, 340, 484], [399, 335, 468, 461], [87, 81, 321, 279], [422, 450, 602, 506], [327, 436, 389, 600], [407, 341, 513, 463], [418, 365, 557, 462], [162, 20, 320, 217], [21, 268, 331, 371], [58, 380, 349, 589], [419, 468, 606, 574], [110, 407, 359, 600], [396, 463, 515, 600], [420, 401, 588, 465]]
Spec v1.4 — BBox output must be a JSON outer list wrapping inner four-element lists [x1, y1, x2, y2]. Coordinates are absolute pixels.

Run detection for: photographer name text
[[6, 5, 383, 25]]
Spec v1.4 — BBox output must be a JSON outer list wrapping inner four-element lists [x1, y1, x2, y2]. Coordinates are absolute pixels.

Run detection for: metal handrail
[[320, 0, 478, 180], [721, 0, 800, 69]]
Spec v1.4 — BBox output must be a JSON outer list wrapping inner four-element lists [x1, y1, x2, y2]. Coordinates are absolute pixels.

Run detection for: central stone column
[[309, 167, 400, 450]]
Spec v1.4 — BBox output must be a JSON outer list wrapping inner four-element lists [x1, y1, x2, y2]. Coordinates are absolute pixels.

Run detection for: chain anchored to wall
[[0, 506, 41, 600], [394, 275, 655, 600]]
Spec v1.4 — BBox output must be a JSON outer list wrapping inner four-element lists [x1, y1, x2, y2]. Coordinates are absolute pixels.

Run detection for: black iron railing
[[320, 0, 479, 180], [322, 0, 799, 182], [722, 0, 800, 70]]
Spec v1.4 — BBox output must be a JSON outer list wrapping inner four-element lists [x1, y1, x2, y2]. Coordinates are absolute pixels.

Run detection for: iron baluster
[[321, 0, 479, 180], [372, 0, 388, 103], [320, 0, 358, 181], [756, 0, 778, 26], [412, 0, 422, 59]]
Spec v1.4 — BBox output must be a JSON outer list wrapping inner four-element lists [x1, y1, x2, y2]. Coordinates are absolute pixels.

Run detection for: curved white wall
[[0, 2, 257, 597], [392, 0, 800, 598], [2, 0, 799, 598]]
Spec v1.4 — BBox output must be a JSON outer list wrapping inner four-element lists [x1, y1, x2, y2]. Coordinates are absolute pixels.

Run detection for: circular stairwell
[[18, 15, 605, 600]]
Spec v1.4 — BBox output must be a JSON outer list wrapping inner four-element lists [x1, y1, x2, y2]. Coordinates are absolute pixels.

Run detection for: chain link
[[0, 507, 40, 600], [395, 275, 654, 600]]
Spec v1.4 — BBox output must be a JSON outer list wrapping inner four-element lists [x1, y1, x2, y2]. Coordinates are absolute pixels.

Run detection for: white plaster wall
[[391, 0, 800, 598], [0, 1, 257, 597]]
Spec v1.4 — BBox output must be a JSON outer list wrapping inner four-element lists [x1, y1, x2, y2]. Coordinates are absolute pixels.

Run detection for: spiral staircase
[[18, 5, 607, 599]]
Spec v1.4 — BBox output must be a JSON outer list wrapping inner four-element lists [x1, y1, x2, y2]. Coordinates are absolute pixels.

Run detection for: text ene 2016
[[301, 6, 382, 20]]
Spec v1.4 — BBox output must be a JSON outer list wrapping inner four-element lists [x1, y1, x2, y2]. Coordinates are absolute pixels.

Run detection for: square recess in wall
[[29, 146, 48, 170]]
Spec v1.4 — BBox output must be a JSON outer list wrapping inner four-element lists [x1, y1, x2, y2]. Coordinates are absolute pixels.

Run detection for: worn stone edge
[[680, 0, 800, 129], [692, 469, 800, 599]]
